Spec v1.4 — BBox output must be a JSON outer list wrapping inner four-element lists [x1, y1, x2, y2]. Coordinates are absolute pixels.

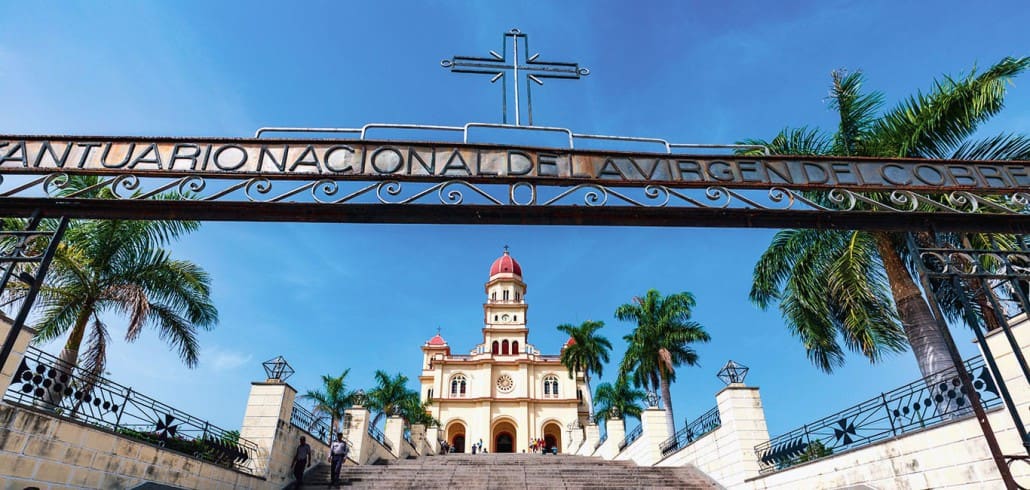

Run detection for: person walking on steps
[[329, 432, 349, 487], [292, 436, 311, 488]]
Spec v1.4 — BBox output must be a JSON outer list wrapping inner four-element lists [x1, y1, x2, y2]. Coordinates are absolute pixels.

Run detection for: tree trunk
[[46, 305, 92, 406], [875, 233, 957, 379], [659, 374, 675, 436]]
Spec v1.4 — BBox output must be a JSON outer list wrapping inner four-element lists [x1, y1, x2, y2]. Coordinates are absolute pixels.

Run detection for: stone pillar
[[597, 417, 625, 460], [425, 425, 441, 455], [979, 314, 1030, 456], [384, 415, 406, 459], [239, 379, 297, 478], [566, 422, 584, 454], [580, 423, 600, 456], [638, 407, 673, 465], [714, 383, 769, 488], [0, 316, 34, 389], [344, 405, 370, 464], [409, 424, 426, 456]]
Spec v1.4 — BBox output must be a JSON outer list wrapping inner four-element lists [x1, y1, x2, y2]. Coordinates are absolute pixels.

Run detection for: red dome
[[427, 333, 447, 346], [566, 337, 576, 346], [489, 249, 522, 277]]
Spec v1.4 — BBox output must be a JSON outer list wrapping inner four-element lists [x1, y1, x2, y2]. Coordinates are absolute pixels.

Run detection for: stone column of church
[[638, 407, 672, 465], [712, 383, 769, 487], [384, 415, 407, 459], [579, 423, 600, 456], [597, 417, 625, 460], [0, 317, 35, 389], [239, 378, 298, 478], [344, 405, 371, 464]]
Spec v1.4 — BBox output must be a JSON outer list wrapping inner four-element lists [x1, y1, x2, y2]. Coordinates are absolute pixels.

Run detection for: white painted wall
[[744, 317, 1030, 490]]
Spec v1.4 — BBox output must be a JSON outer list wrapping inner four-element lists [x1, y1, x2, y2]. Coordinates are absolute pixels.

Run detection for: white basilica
[[419, 248, 589, 453]]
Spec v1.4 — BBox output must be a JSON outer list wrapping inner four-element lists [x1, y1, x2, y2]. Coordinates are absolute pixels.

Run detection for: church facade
[[419, 249, 588, 454]]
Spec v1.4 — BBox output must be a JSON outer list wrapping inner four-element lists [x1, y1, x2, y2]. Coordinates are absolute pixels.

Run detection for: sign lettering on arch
[[1, 136, 1028, 192]]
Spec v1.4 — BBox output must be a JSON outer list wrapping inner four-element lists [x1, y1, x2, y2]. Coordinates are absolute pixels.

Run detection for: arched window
[[503, 290, 510, 300], [513, 315, 518, 321], [491, 292, 496, 301], [515, 291, 521, 301], [450, 375, 467, 397], [492, 341, 499, 355], [543, 375, 559, 398], [502, 340, 509, 355], [428, 388, 434, 400], [511, 341, 519, 355]]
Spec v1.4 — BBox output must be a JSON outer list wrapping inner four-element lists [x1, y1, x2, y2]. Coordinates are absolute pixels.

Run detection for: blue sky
[[1, 0, 1028, 438]]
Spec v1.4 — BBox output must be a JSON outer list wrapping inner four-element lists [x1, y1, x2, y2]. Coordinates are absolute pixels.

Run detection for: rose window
[[496, 374, 515, 393]]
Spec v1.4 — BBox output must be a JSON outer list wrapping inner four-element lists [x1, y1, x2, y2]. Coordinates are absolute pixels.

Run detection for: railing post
[[114, 388, 133, 429], [881, 393, 897, 437]]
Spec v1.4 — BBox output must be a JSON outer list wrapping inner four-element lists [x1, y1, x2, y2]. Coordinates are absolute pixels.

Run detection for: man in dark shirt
[[293, 436, 311, 487]]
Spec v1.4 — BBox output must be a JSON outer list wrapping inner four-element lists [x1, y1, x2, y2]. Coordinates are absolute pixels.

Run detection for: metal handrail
[[4, 346, 259, 475], [290, 403, 331, 444], [659, 406, 721, 457], [755, 355, 1002, 474], [254, 122, 768, 155], [368, 423, 392, 450], [618, 424, 643, 451]]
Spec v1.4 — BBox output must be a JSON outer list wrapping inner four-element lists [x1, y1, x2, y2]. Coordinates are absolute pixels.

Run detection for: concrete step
[[299, 453, 721, 489]]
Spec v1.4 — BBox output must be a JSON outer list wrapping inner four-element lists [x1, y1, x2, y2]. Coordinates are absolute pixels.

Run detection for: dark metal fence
[[368, 423, 392, 450], [289, 402, 330, 444], [618, 424, 643, 451], [659, 406, 721, 458], [755, 355, 1001, 474], [4, 346, 258, 475]]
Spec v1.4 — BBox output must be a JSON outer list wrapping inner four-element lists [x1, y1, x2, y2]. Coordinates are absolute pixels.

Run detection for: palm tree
[[741, 57, 1030, 379], [366, 370, 417, 428], [592, 376, 645, 424], [31, 217, 217, 379], [399, 396, 439, 428], [302, 370, 357, 439], [557, 320, 613, 420], [615, 289, 711, 435]]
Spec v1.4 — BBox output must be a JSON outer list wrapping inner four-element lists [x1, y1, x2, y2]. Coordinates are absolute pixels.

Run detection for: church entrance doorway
[[495, 432, 513, 453], [446, 421, 466, 453], [491, 420, 517, 453], [542, 422, 562, 453]]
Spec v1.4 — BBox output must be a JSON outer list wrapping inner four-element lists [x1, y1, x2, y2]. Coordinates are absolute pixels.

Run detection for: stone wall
[[744, 316, 1030, 490], [746, 407, 1026, 489], [0, 404, 266, 490]]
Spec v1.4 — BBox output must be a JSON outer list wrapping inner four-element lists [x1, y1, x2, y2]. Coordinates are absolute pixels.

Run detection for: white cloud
[[206, 346, 254, 372]]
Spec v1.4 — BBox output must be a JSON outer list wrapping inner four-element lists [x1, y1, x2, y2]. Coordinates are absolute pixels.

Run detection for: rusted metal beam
[[1, 198, 1027, 232]]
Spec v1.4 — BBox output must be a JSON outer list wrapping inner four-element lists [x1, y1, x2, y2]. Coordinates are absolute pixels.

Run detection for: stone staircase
[[298, 453, 722, 489]]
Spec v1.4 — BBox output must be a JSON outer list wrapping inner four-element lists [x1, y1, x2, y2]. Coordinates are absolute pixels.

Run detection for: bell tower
[[483, 246, 528, 356]]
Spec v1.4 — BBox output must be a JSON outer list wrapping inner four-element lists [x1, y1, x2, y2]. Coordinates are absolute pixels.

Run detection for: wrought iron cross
[[441, 28, 590, 126]]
